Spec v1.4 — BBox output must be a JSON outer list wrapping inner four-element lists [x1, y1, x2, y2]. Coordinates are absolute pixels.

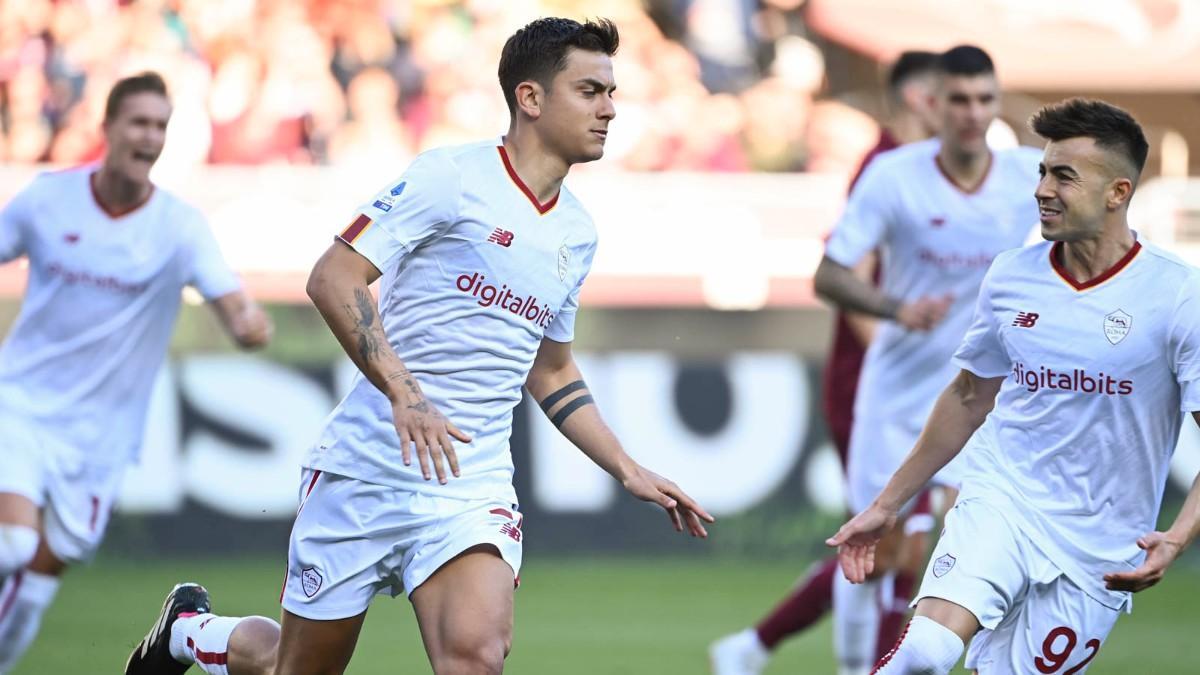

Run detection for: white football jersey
[[953, 238, 1200, 610], [305, 139, 597, 502], [825, 139, 1041, 436], [0, 166, 241, 465]]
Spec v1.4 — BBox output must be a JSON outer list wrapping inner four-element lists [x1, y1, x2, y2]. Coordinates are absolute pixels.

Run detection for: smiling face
[[534, 48, 616, 165], [1035, 136, 1134, 241], [936, 73, 999, 156], [102, 91, 171, 185]]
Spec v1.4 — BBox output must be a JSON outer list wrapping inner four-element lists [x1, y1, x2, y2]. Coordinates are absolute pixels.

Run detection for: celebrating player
[[0, 72, 271, 673], [809, 45, 1041, 673], [126, 17, 713, 675], [709, 49, 942, 675], [829, 97, 1200, 674]]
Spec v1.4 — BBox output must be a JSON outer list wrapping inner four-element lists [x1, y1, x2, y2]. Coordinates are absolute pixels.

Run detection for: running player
[[709, 49, 942, 675], [125, 18, 713, 675], [810, 45, 1041, 674], [0, 71, 271, 673], [830, 97, 1200, 674]]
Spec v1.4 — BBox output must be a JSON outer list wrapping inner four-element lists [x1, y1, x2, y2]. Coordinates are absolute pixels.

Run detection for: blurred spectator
[[0, 0, 866, 175]]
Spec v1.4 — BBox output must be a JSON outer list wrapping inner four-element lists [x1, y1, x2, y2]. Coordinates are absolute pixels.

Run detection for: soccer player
[[812, 45, 1041, 674], [126, 18, 713, 675], [828, 97, 1200, 674], [0, 71, 271, 673], [709, 49, 942, 675]]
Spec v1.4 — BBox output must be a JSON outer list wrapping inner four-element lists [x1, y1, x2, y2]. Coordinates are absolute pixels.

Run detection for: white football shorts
[[281, 468, 524, 620], [915, 497, 1121, 674], [846, 412, 968, 513], [0, 410, 125, 564]]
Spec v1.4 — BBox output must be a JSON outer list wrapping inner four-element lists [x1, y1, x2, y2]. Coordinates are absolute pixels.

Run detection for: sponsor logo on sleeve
[[1104, 309, 1132, 345], [389, 181, 407, 197], [372, 195, 396, 212], [932, 553, 956, 577]]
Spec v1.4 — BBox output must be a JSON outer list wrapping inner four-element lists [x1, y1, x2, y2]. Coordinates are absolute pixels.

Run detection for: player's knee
[[433, 636, 507, 675], [230, 616, 281, 675], [0, 525, 40, 576]]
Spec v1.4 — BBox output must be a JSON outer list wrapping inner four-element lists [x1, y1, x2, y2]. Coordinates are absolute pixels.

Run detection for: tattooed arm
[[525, 338, 714, 537], [307, 239, 470, 483]]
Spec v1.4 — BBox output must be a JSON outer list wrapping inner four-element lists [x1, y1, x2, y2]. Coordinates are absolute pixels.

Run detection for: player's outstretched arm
[[525, 338, 715, 538], [827, 369, 1003, 582], [307, 239, 470, 484], [1104, 411, 1200, 593], [813, 255, 952, 331], [210, 290, 273, 349]]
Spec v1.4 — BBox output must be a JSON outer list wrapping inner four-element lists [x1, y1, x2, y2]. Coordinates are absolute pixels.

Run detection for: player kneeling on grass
[[0, 71, 271, 674], [125, 17, 713, 675], [828, 98, 1200, 674]]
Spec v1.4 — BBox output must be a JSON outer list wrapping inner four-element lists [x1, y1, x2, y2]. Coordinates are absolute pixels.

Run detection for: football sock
[[754, 556, 838, 649], [0, 569, 60, 672], [873, 616, 963, 674], [171, 613, 245, 675], [833, 572, 879, 671]]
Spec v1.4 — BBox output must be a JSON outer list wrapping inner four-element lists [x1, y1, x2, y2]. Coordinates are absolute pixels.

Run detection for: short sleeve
[[543, 242, 596, 343], [952, 263, 1011, 378], [0, 180, 36, 262], [824, 159, 894, 267], [1169, 275, 1200, 411], [187, 211, 241, 300], [337, 151, 462, 273]]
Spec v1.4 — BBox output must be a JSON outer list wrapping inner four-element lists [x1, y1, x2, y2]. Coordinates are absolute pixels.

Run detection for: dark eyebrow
[[1048, 164, 1079, 177], [576, 78, 616, 93]]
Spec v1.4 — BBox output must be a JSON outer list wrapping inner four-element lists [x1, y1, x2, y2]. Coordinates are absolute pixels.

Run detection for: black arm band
[[550, 395, 595, 428], [539, 380, 587, 413]]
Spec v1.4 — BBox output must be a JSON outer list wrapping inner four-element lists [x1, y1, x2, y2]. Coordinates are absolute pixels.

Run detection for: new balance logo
[[500, 522, 522, 542], [1012, 311, 1040, 328], [488, 228, 514, 247]]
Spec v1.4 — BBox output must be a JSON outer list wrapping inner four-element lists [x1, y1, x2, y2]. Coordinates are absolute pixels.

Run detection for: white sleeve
[[952, 262, 1011, 378], [187, 211, 241, 300], [1169, 275, 1200, 411], [824, 159, 894, 267], [544, 242, 596, 343], [0, 182, 35, 263], [337, 151, 461, 273]]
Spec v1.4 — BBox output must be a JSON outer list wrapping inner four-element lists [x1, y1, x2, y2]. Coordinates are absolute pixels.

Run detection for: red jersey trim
[[338, 214, 373, 245], [1050, 240, 1142, 291], [497, 146, 559, 215], [934, 152, 992, 195], [89, 172, 154, 218]]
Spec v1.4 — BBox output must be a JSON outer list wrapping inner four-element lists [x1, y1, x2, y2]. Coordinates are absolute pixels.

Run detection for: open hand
[[1103, 532, 1184, 593], [896, 293, 954, 331], [622, 466, 715, 538], [392, 398, 471, 484], [825, 504, 899, 583]]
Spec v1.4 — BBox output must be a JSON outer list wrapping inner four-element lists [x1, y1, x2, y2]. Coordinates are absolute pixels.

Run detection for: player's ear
[[515, 80, 543, 120], [1107, 176, 1134, 210]]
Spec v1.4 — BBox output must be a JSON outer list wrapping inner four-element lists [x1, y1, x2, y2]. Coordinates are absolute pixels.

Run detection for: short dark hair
[[1029, 97, 1149, 178], [938, 45, 994, 77], [497, 17, 619, 117], [104, 72, 169, 122], [887, 50, 939, 95]]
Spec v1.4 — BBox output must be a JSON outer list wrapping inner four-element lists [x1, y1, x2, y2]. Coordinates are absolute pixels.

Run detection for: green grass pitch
[[17, 555, 1198, 673]]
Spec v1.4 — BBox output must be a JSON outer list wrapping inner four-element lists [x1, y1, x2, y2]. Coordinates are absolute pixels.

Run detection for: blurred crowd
[[0, 0, 880, 175]]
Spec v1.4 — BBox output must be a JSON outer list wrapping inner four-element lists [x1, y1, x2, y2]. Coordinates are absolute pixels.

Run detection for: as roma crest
[[558, 244, 570, 282], [1104, 310, 1132, 345]]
